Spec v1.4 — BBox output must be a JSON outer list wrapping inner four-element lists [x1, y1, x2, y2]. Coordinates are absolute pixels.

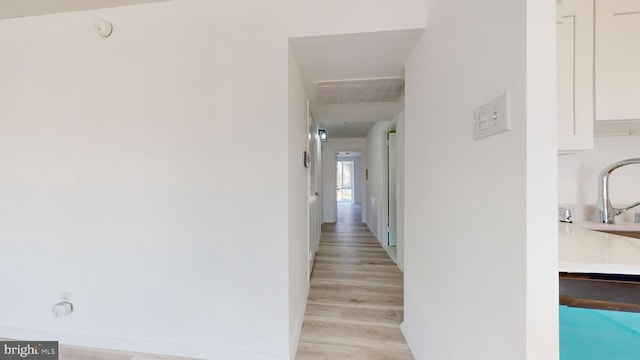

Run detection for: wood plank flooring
[[57, 346, 195, 360], [296, 203, 413, 359], [0, 340, 195, 360]]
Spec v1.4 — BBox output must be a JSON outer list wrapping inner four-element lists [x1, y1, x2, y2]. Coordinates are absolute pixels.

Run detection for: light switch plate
[[473, 92, 510, 140]]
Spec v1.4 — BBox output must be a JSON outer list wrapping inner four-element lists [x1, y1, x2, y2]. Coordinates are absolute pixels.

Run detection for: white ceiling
[[315, 77, 405, 106], [290, 29, 423, 138], [0, 0, 169, 19]]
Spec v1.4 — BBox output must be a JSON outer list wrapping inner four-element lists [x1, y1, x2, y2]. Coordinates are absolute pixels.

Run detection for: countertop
[[559, 221, 640, 275]]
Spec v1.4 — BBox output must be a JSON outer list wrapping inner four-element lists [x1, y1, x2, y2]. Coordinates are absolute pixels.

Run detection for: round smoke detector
[[93, 18, 113, 38]]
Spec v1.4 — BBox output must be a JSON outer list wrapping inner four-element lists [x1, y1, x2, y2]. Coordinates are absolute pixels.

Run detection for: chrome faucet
[[596, 158, 640, 224]]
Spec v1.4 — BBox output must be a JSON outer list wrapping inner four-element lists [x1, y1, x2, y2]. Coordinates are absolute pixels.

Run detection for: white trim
[[400, 322, 418, 359], [382, 244, 399, 265], [381, 122, 397, 248], [289, 281, 311, 359]]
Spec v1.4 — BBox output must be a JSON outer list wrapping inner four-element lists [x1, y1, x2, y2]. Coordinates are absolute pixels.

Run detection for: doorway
[[335, 151, 363, 223], [386, 130, 397, 248], [307, 107, 321, 280], [336, 160, 354, 203]]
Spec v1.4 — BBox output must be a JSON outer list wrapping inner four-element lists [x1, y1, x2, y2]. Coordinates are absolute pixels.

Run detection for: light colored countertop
[[559, 221, 640, 275]]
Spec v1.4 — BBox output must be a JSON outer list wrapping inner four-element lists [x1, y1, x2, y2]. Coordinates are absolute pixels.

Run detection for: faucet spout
[[596, 158, 640, 224]]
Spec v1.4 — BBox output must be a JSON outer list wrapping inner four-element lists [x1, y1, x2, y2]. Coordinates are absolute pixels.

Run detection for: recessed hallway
[[296, 204, 413, 359]]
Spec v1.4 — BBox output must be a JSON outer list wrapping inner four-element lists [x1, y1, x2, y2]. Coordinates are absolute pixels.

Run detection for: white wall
[[365, 120, 394, 242], [287, 45, 309, 359], [0, 0, 426, 359], [402, 0, 558, 359], [354, 157, 363, 205], [363, 112, 405, 268], [559, 136, 640, 208], [0, 3, 290, 359], [321, 138, 367, 223]]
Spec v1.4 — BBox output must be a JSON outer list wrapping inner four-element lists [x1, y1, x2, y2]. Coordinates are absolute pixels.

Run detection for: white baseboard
[[289, 281, 311, 359], [0, 327, 287, 360], [400, 321, 418, 360]]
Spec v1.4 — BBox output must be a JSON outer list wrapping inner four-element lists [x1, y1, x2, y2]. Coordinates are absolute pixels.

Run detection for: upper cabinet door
[[595, 0, 640, 121], [557, 0, 594, 153]]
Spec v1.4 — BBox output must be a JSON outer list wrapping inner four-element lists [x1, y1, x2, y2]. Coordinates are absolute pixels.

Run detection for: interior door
[[307, 107, 320, 279], [387, 131, 397, 246]]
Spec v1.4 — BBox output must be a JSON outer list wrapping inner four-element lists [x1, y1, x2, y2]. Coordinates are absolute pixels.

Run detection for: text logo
[[0, 341, 58, 359]]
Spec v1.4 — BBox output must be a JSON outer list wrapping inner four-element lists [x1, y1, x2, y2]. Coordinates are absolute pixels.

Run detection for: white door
[[307, 108, 320, 279], [387, 132, 397, 247]]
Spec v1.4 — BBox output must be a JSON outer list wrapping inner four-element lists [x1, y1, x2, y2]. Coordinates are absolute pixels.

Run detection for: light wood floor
[[58, 346, 195, 360], [0, 340, 196, 360], [296, 203, 414, 359]]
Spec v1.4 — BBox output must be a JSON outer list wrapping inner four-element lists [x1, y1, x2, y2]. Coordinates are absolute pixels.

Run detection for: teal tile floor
[[561, 306, 640, 359]]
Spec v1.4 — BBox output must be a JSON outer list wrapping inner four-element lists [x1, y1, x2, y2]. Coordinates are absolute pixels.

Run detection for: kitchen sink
[[594, 230, 640, 239], [568, 220, 640, 239]]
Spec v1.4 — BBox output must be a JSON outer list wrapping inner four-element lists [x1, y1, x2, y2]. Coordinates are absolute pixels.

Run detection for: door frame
[[336, 159, 355, 203], [333, 151, 364, 222], [307, 104, 321, 280], [385, 129, 397, 247], [382, 122, 398, 254]]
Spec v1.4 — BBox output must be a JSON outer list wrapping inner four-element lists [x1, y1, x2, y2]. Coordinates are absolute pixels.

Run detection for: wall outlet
[[53, 292, 73, 317], [473, 92, 510, 140], [52, 301, 73, 317]]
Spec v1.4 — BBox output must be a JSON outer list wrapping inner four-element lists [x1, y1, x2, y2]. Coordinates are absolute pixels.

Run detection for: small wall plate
[[94, 18, 113, 38], [473, 92, 510, 140]]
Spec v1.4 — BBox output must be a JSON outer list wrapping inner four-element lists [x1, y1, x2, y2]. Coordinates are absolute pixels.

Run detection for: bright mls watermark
[[0, 341, 58, 359]]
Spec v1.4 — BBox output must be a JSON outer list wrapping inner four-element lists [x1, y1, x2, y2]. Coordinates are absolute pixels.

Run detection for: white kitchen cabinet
[[595, 0, 640, 122], [557, 0, 594, 153]]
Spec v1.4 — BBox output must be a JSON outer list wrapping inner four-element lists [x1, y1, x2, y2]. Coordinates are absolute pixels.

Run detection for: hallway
[[296, 203, 413, 359]]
